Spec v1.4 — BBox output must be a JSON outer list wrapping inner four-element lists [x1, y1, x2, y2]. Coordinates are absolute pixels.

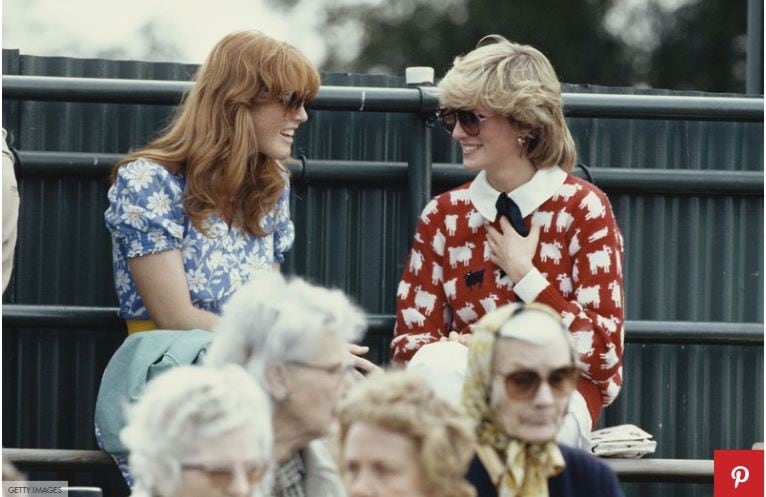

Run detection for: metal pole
[[405, 67, 438, 235], [746, 0, 764, 94]]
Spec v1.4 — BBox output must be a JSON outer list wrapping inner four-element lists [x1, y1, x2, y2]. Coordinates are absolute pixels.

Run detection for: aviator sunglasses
[[438, 108, 493, 137], [495, 366, 580, 400]]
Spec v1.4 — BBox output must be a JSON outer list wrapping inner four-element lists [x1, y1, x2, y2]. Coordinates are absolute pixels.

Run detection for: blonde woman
[[337, 370, 476, 497], [105, 30, 319, 334], [393, 36, 624, 448]]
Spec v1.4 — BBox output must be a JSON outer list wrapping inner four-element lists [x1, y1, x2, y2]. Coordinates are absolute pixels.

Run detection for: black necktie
[[495, 193, 529, 236]]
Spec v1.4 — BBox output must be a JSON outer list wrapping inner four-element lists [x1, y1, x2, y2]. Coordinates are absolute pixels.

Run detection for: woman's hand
[[346, 343, 381, 376], [486, 217, 541, 283]]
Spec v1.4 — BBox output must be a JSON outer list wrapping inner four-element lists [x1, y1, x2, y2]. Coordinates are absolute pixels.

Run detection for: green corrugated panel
[[1, 51, 762, 497]]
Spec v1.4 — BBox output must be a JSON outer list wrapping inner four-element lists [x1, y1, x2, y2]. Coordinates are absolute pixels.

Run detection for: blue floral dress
[[104, 158, 295, 319]]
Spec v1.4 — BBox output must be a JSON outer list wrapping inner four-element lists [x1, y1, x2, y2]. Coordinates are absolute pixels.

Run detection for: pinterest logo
[[731, 465, 750, 489], [715, 450, 763, 497]]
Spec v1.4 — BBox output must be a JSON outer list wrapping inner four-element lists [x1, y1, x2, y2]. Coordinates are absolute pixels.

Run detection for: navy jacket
[[467, 444, 626, 497]]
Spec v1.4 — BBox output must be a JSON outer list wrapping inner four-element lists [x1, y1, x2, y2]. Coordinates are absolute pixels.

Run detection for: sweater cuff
[[513, 267, 549, 303]]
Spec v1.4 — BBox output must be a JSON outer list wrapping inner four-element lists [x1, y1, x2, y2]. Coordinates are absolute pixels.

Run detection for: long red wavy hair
[[112, 30, 320, 236]]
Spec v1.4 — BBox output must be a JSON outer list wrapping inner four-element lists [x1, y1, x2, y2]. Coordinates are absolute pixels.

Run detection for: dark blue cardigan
[[466, 444, 626, 497]]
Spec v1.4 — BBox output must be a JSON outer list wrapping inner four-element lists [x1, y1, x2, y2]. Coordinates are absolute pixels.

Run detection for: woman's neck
[[271, 410, 318, 463], [485, 156, 536, 193]]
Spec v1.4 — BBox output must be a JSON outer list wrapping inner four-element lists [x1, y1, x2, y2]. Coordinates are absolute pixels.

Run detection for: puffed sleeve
[[272, 181, 295, 263], [104, 159, 185, 258]]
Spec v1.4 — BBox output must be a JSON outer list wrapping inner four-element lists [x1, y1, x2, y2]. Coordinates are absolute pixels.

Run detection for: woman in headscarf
[[462, 302, 624, 497]]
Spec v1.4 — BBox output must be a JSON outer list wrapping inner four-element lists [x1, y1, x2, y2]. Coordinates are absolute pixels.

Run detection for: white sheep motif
[[445, 214, 459, 236], [552, 182, 582, 201], [494, 269, 514, 291], [600, 343, 619, 370], [579, 191, 606, 220], [571, 330, 594, 357], [456, 303, 478, 323], [409, 249, 424, 275], [539, 241, 563, 265], [556, 274, 573, 296], [444, 278, 457, 300], [587, 246, 613, 275], [414, 286, 437, 316], [608, 281, 622, 308], [556, 211, 574, 232], [568, 229, 581, 256], [431, 262, 443, 285], [449, 189, 471, 205], [588, 227, 609, 243], [596, 314, 619, 334], [532, 210, 554, 232], [420, 199, 438, 224], [576, 285, 601, 307], [432, 229, 446, 257], [397, 280, 411, 301], [447, 242, 475, 268], [465, 210, 486, 233], [479, 293, 499, 313], [401, 307, 426, 328]]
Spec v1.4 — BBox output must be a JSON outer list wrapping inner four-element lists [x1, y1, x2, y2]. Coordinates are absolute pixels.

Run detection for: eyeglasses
[[287, 360, 356, 377], [495, 366, 580, 400], [279, 91, 308, 112], [438, 108, 493, 137], [181, 462, 266, 488]]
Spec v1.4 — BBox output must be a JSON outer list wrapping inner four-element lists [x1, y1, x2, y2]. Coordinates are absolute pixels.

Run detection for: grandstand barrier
[[2, 448, 714, 484]]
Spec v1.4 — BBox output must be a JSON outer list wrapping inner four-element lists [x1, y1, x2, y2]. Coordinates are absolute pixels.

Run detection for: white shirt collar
[[469, 166, 568, 221]]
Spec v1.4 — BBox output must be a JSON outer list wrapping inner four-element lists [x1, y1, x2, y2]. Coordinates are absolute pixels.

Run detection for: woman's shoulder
[[113, 158, 184, 194], [561, 174, 610, 202]]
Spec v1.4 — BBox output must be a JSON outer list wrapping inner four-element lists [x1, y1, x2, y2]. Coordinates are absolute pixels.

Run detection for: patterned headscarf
[[461, 303, 565, 497]]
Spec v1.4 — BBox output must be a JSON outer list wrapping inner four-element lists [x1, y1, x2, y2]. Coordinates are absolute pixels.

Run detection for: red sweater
[[392, 167, 624, 424]]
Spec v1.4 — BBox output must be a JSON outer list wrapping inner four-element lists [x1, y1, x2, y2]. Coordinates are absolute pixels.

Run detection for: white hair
[[120, 365, 272, 497], [205, 272, 367, 386], [497, 302, 577, 363]]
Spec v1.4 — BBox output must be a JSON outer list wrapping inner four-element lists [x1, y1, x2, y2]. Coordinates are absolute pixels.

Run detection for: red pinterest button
[[714, 450, 764, 497]]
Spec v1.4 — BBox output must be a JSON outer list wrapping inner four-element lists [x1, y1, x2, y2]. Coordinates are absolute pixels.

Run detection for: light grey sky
[[2, 0, 691, 68]]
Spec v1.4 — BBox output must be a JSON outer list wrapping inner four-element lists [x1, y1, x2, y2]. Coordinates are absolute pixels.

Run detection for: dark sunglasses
[[279, 91, 308, 112], [438, 108, 492, 137], [496, 366, 580, 400]]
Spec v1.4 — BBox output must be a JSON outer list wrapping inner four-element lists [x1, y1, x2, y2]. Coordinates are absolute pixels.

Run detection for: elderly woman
[[205, 272, 368, 497], [120, 364, 272, 497], [463, 302, 624, 497], [393, 35, 625, 449], [337, 370, 475, 497]]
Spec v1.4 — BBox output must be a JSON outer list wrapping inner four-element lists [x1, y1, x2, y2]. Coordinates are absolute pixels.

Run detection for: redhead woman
[[392, 36, 625, 449], [105, 30, 319, 334]]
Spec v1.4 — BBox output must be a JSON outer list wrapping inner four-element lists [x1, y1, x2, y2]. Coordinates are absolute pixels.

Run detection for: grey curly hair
[[120, 364, 272, 497]]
